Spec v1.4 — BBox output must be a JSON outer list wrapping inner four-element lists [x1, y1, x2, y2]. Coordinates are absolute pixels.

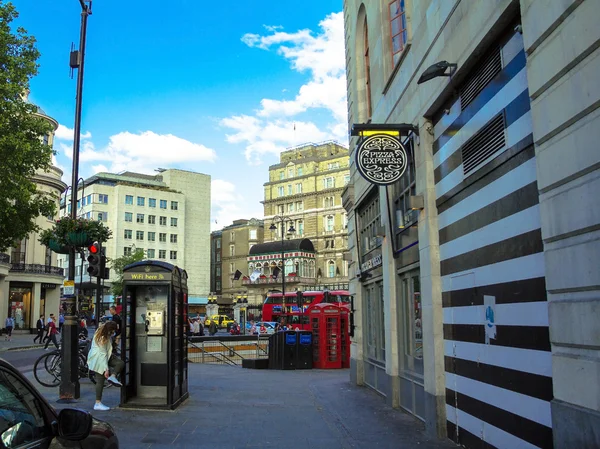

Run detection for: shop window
[[403, 275, 422, 359], [365, 281, 385, 362]]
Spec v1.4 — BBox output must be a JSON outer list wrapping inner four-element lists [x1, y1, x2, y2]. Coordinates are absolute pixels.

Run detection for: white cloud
[[55, 124, 92, 141], [211, 179, 263, 231], [223, 12, 348, 164]]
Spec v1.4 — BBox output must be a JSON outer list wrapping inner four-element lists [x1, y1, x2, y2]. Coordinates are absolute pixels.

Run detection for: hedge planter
[[48, 239, 71, 254], [66, 231, 90, 247]]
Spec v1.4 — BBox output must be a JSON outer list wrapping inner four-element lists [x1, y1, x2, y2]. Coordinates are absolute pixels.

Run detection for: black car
[[0, 358, 118, 449]]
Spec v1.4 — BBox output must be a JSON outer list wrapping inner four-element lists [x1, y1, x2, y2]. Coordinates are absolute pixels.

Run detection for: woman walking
[[87, 321, 123, 411]]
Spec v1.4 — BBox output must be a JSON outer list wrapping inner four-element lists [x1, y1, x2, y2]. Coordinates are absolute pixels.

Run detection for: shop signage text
[[124, 272, 171, 281], [361, 253, 382, 272], [356, 133, 408, 185]]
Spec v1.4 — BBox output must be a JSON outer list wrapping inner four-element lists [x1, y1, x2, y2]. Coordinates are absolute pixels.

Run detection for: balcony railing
[[9, 264, 64, 276], [242, 276, 316, 286], [0, 253, 9, 264]]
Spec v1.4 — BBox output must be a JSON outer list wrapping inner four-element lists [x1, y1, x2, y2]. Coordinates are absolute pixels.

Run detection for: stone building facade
[[342, 1, 599, 448], [262, 141, 351, 289], [0, 106, 66, 332]]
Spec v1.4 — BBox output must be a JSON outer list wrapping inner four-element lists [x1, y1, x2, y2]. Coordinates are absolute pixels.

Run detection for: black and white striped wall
[[432, 29, 553, 448]]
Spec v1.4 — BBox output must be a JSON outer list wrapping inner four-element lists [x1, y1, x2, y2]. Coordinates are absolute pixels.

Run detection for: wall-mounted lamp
[[417, 61, 457, 84]]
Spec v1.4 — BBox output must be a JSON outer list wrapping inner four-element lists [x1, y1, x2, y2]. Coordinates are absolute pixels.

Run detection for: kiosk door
[[132, 285, 170, 404]]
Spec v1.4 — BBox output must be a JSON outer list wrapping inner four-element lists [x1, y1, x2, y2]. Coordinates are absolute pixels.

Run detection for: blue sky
[[12, 0, 347, 229]]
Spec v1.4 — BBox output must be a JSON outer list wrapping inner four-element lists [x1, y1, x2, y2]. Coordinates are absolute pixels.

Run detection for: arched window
[[302, 260, 308, 277], [364, 17, 372, 118], [328, 260, 336, 278], [309, 260, 316, 278]]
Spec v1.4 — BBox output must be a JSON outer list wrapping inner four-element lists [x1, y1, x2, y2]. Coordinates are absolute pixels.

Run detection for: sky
[[11, 0, 348, 230]]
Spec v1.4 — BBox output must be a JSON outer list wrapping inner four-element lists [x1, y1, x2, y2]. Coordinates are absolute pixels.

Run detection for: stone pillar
[[31, 282, 42, 331]]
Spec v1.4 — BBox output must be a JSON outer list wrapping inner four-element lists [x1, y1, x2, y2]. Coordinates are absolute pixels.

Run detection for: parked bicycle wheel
[[34, 352, 61, 387]]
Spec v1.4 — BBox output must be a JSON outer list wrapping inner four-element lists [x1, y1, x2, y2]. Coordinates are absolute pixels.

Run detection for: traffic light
[[87, 241, 101, 277], [296, 290, 304, 310]]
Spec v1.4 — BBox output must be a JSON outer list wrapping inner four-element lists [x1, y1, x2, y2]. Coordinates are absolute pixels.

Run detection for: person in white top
[[87, 321, 123, 411]]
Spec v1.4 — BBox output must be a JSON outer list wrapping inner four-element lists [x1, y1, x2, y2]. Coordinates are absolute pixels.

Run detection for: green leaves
[[0, 1, 57, 251], [110, 249, 146, 298]]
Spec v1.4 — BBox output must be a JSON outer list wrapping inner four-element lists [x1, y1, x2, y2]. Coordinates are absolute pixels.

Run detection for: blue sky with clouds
[[12, 0, 347, 229]]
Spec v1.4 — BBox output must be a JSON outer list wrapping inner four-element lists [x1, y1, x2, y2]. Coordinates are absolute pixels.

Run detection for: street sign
[[63, 280, 75, 296]]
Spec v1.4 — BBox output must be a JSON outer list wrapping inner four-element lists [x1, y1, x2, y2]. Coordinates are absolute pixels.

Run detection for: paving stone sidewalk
[[25, 363, 456, 449]]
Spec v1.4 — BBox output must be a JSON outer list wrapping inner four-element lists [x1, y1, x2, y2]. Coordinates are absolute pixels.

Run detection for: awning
[[188, 296, 208, 305]]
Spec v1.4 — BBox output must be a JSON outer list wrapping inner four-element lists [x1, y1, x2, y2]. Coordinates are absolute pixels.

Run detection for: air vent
[[462, 113, 505, 175], [460, 46, 502, 110]]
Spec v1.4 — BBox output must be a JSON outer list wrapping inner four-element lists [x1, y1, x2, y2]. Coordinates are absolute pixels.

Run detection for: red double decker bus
[[262, 290, 351, 330]]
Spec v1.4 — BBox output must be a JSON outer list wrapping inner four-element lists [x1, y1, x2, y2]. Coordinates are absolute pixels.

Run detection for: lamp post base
[[59, 299, 81, 401]]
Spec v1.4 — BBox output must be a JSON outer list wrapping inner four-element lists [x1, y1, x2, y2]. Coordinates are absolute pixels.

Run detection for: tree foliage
[[0, 1, 56, 251], [110, 249, 146, 299]]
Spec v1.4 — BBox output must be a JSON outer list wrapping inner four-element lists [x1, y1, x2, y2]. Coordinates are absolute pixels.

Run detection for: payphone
[[120, 261, 189, 410]]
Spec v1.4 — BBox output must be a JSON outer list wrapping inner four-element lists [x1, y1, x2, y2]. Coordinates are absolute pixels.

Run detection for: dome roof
[[249, 238, 315, 255]]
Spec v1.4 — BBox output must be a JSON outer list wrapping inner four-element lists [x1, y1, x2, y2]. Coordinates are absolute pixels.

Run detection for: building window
[[229, 262, 234, 273], [344, 174, 351, 186], [136, 213, 144, 223], [278, 186, 285, 197], [136, 231, 144, 240], [159, 216, 167, 226], [364, 17, 372, 118], [216, 266, 221, 276], [278, 205, 284, 214], [148, 232, 156, 241], [297, 201, 303, 211], [125, 212, 133, 222], [249, 229, 257, 240], [98, 194, 108, 204], [324, 177, 335, 189], [216, 280, 221, 290], [359, 193, 382, 254], [97, 212, 107, 221], [160, 200, 167, 209], [170, 217, 178, 227], [81, 196, 87, 207], [170, 234, 178, 243], [147, 249, 155, 259], [324, 196, 335, 208], [297, 220, 304, 236], [170, 251, 177, 260], [288, 185, 292, 195], [171, 201, 178, 210], [43, 134, 49, 145], [279, 171, 285, 180], [159, 250, 166, 259], [328, 162, 340, 170], [137, 196, 145, 206], [148, 215, 156, 224], [125, 195, 133, 205], [392, 142, 417, 249], [288, 168, 294, 178], [124, 230, 132, 240], [229, 245, 235, 257], [149, 198, 156, 208], [159, 233, 167, 242], [326, 215, 334, 232], [296, 183, 302, 194], [216, 253, 221, 262], [390, 0, 407, 68], [403, 274, 422, 359], [365, 281, 385, 361], [297, 167, 303, 176], [123, 247, 132, 256], [216, 239, 221, 249], [343, 213, 348, 229], [288, 203, 294, 212], [328, 260, 336, 278]]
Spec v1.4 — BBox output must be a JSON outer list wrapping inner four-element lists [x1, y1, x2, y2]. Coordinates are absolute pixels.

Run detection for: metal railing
[[9, 264, 64, 276], [188, 335, 270, 365]]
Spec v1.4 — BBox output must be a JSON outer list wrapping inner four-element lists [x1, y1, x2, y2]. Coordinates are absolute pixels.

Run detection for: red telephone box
[[309, 304, 350, 369]]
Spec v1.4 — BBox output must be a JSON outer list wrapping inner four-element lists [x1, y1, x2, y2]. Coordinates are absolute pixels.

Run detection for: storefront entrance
[[397, 269, 425, 420]]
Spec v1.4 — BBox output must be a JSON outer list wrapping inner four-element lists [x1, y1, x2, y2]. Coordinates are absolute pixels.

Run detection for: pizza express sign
[[356, 133, 408, 185]]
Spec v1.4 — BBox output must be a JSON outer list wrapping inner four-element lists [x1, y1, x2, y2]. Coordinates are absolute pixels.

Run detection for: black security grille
[[460, 46, 502, 110], [462, 113, 506, 175]]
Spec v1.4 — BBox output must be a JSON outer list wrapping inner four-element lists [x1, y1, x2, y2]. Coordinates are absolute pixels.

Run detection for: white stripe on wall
[[443, 301, 549, 327], [445, 372, 552, 427], [434, 68, 528, 169], [439, 205, 541, 260], [435, 112, 534, 200], [444, 340, 553, 377], [438, 158, 538, 230], [443, 253, 546, 292], [446, 405, 540, 449]]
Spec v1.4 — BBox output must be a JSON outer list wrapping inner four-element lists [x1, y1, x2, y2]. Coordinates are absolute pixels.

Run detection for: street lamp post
[[269, 216, 295, 318], [60, 0, 92, 402]]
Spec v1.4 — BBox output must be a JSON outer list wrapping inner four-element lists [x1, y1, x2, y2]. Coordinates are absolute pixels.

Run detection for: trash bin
[[296, 331, 313, 369], [268, 333, 278, 370], [282, 330, 297, 370]]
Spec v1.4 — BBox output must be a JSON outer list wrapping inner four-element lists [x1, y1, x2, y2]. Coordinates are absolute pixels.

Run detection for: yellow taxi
[[204, 314, 234, 329]]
